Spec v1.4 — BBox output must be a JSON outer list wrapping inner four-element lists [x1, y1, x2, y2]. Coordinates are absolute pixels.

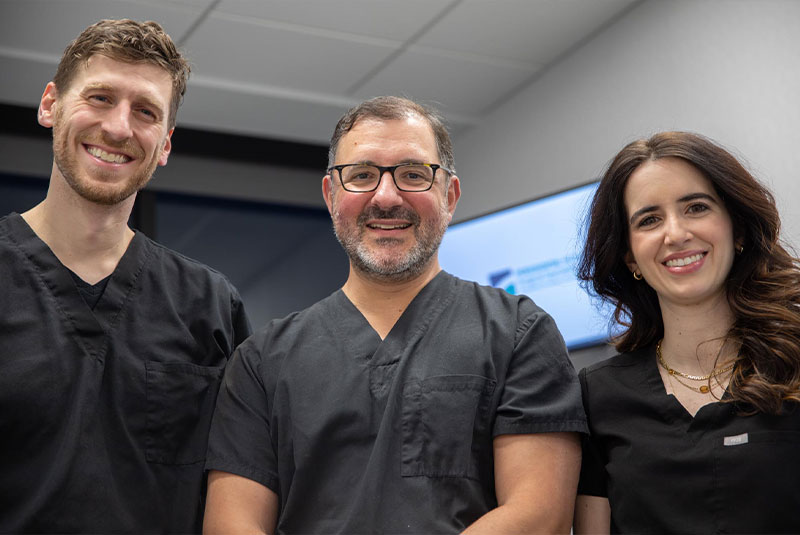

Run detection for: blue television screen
[[439, 182, 614, 349]]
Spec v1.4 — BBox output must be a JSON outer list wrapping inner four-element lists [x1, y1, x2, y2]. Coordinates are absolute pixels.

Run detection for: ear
[[445, 175, 461, 223], [322, 174, 334, 215], [625, 250, 639, 276], [158, 128, 174, 166], [38, 82, 58, 128]]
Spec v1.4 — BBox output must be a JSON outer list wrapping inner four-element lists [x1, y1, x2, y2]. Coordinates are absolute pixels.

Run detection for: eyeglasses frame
[[326, 163, 454, 193]]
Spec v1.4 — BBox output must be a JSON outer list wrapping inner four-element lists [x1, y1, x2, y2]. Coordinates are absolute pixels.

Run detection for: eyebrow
[[628, 192, 718, 225], [352, 159, 428, 166], [81, 82, 166, 119]]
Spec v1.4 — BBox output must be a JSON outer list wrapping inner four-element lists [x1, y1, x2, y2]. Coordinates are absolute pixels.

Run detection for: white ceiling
[[0, 0, 640, 145]]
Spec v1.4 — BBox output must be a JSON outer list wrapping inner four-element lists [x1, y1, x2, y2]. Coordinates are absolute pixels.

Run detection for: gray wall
[[453, 0, 800, 248], [451, 0, 800, 365]]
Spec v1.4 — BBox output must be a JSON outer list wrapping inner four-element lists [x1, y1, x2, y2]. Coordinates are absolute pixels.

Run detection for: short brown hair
[[53, 19, 190, 128], [328, 96, 455, 173]]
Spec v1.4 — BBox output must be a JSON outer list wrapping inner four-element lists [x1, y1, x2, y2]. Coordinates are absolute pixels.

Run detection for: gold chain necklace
[[656, 339, 735, 394], [666, 369, 714, 394]]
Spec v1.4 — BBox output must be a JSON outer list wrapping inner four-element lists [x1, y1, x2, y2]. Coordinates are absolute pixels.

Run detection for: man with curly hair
[[0, 19, 250, 533]]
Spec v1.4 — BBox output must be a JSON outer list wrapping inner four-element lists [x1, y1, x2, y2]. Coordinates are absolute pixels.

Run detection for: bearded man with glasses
[[204, 96, 586, 534]]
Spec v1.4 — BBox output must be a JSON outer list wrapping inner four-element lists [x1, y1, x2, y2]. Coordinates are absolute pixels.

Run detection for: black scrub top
[[207, 271, 587, 534], [579, 346, 800, 534], [0, 213, 251, 533]]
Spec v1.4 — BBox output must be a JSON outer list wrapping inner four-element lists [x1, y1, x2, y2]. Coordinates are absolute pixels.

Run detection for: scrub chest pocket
[[401, 374, 497, 480], [713, 430, 800, 532], [145, 361, 224, 465]]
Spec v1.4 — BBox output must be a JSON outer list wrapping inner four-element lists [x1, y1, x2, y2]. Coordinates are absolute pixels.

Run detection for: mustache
[[80, 133, 144, 158], [357, 206, 420, 225]]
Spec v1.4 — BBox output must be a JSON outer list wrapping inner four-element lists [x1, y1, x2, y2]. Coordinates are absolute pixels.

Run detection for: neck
[[342, 259, 441, 339], [658, 292, 736, 371], [21, 165, 136, 284]]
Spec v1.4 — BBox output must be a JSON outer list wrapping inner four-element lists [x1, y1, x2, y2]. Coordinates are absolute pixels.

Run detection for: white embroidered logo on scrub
[[723, 433, 749, 446]]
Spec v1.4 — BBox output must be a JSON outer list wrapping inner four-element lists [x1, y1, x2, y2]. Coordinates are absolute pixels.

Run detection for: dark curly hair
[[578, 131, 800, 414]]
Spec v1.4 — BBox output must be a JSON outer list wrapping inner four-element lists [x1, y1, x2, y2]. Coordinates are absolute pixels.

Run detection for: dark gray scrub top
[[579, 346, 800, 534], [0, 213, 251, 533], [207, 270, 587, 534]]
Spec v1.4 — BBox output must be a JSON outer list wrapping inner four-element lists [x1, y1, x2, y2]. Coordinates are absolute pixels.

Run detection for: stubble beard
[[332, 198, 451, 284], [52, 108, 160, 206]]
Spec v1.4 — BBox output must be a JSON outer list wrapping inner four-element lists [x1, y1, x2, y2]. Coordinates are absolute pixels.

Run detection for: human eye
[[136, 107, 158, 121], [397, 165, 432, 182], [88, 94, 111, 104], [686, 202, 710, 215], [343, 165, 378, 183], [636, 214, 659, 228]]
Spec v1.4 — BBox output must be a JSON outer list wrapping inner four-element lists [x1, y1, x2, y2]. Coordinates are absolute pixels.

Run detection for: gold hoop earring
[[736, 245, 744, 254], [633, 271, 643, 281]]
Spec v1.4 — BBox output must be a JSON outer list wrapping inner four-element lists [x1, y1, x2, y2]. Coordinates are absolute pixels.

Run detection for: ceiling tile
[[214, 0, 454, 42], [183, 13, 398, 94], [417, 0, 639, 64], [353, 46, 538, 118], [178, 79, 351, 143], [0, 0, 204, 56], [0, 0, 641, 147], [180, 74, 476, 144]]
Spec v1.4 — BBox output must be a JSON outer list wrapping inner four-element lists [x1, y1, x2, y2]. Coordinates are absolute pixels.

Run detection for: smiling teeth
[[87, 146, 130, 164], [666, 253, 704, 267], [369, 223, 410, 230]]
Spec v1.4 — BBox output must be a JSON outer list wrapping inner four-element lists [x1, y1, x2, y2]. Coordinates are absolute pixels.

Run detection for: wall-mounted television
[[439, 182, 614, 350]]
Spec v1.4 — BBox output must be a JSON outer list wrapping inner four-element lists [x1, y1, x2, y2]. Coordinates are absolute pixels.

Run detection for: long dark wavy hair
[[578, 131, 800, 413]]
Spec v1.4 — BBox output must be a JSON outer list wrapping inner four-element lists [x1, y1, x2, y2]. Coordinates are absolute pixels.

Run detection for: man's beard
[[332, 201, 450, 283], [52, 110, 159, 206]]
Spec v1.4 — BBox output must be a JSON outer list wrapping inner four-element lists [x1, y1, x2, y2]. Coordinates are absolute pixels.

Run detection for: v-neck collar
[[640, 343, 733, 427], [4, 212, 152, 361], [333, 271, 457, 366]]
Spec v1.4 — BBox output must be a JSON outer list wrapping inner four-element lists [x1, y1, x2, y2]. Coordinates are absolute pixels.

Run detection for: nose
[[663, 214, 692, 246], [370, 169, 404, 208], [101, 102, 133, 141]]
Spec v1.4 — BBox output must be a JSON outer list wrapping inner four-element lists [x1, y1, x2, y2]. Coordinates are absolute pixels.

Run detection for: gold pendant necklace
[[656, 339, 735, 394], [666, 370, 713, 394]]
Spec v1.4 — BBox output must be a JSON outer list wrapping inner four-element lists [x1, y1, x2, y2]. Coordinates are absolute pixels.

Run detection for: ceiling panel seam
[[476, 0, 648, 117], [0, 46, 60, 65], [208, 11, 400, 48], [344, 0, 463, 96], [176, 0, 221, 46], [406, 44, 541, 71]]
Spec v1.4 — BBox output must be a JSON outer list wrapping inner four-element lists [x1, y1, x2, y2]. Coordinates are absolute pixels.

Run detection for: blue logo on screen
[[488, 268, 517, 295]]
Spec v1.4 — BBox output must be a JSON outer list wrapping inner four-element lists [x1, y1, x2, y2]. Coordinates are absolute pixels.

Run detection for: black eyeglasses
[[327, 163, 453, 192]]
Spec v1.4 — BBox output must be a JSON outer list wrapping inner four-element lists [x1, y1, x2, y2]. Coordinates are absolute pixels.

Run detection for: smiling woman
[[623, 156, 736, 311], [573, 131, 800, 534]]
